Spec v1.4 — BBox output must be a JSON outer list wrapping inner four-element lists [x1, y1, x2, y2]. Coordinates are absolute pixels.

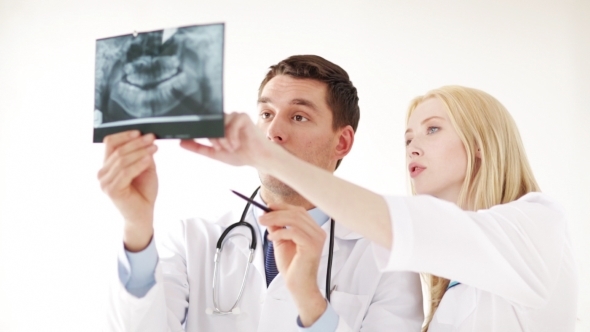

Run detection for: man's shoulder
[[179, 208, 244, 233], [155, 203, 245, 244]]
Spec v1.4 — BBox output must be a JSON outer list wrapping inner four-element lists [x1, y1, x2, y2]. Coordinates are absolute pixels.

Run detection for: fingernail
[[144, 134, 154, 142], [130, 130, 140, 138]]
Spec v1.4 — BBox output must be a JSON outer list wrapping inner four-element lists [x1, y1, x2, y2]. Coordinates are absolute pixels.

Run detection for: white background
[[0, 0, 588, 331]]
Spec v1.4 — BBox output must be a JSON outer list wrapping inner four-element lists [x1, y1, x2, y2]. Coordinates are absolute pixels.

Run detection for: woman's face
[[405, 97, 468, 203]]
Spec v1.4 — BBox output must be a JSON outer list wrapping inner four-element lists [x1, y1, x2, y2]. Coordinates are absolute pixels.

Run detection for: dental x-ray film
[[93, 23, 224, 142]]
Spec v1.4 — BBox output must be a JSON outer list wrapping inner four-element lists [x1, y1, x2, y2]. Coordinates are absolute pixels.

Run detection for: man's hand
[[97, 130, 158, 252], [259, 203, 328, 327], [179, 112, 280, 172]]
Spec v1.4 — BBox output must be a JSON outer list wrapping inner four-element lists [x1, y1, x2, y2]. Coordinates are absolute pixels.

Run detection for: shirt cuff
[[117, 237, 158, 298], [296, 301, 339, 331]]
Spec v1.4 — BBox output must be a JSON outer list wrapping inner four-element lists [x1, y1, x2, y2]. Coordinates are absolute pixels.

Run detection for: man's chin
[[258, 173, 297, 197]]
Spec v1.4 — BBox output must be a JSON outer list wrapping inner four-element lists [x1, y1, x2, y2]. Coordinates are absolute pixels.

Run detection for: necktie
[[264, 230, 279, 287]]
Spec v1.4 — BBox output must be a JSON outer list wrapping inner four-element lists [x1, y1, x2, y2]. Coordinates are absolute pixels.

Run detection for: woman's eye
[[427, 126, 440, 134], [293, 115, 308, 122], [405, 139, 412, 146]]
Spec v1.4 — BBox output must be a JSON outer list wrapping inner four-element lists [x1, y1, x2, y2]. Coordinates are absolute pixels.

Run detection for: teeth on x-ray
[[94, 24, 223, 124]]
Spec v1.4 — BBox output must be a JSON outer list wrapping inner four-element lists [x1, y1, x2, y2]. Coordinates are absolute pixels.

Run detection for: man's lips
[[409, 162, 426, 178]]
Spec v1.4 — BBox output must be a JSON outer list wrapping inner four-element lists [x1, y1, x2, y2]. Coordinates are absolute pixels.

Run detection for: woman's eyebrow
[[421, 116, 445, 125], [405, 116, 445, 134]]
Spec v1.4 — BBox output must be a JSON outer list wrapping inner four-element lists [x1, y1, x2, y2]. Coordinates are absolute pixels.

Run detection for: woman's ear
[[476, 147, 482, 159]]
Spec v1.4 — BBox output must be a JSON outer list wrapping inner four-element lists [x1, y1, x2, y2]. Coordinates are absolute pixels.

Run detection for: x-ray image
[[93, 23, 224, 142]]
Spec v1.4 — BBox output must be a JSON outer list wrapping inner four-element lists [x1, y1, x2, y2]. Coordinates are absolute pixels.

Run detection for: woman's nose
[[407, 141, 423, 158]]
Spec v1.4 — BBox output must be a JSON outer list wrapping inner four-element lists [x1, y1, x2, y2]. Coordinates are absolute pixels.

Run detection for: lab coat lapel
[[266, 221, 357, 300], [259, 273, 297, 331], [318, 221, 363, 296], [319, 218, 362, 257], [266, 272, 290, 300], [267, 221, 364, 299]]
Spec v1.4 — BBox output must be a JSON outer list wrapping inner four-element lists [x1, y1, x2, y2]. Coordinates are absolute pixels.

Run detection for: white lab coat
[[374, 192, 578, 332], [107, 199, 424, 331]]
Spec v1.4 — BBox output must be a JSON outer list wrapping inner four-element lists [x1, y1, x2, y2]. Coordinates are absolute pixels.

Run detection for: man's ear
[[335, 125, 355, 160]]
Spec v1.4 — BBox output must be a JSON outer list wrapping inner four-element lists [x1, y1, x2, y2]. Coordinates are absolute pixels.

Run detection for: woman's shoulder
[[507, 191, 565, 213], [489, 192, 568, 230]]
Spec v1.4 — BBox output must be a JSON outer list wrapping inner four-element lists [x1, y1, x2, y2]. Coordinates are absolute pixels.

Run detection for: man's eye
[[427, 127, 439, 134], [293, 115, 308, 122], [260, 112, 272, 119]]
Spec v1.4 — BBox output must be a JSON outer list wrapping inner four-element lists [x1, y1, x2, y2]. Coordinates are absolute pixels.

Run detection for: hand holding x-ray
[[97, 130, 159, 252]]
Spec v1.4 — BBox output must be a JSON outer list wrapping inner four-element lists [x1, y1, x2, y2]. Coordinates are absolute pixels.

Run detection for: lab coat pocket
[[330, 290, 371, 331]]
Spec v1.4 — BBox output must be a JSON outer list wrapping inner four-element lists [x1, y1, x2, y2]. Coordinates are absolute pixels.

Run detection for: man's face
[[256, 75, 341, 196]]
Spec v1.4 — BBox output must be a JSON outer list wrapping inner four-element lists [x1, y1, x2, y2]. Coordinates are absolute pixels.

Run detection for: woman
[[182, 85, 577, 331]]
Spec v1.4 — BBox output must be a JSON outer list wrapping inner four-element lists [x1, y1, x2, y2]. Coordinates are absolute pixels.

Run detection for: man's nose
[[266, 116, 287, 143]]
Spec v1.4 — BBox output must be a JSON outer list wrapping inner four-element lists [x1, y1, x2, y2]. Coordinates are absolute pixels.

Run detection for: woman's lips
[[409, 163, 426, 178]]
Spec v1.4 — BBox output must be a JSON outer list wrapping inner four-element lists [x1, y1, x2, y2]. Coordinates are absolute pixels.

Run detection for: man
[[99, 55, 423, 331]]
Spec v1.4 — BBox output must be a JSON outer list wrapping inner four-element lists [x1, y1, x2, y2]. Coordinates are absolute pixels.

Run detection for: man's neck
[[260, 186, 315, 211]]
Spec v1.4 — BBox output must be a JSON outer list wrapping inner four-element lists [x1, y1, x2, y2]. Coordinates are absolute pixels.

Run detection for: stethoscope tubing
[[211, 187, 335, 315], [326, 218, 335, 302]]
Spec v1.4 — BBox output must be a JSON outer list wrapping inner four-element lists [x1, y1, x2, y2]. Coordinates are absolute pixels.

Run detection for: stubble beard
[[258, 172, 298, 198], [258, 142, 334, 203]]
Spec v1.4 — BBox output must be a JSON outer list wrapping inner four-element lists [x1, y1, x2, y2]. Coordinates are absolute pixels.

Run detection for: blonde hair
[[406, 86, 541, 331]]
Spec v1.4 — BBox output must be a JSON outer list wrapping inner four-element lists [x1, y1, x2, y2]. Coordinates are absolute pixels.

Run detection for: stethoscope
[[206, 187, 335, 315]]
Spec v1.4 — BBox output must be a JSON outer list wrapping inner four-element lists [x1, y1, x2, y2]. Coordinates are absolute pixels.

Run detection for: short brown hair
[[258, 55, 360, 169]]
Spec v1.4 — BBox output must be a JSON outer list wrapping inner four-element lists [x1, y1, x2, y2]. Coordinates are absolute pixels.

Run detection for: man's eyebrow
[[405, 116, 445, 134], [257, 97, 271, 104], [257, 97, 319, 112], [290, 98, 319, 112]]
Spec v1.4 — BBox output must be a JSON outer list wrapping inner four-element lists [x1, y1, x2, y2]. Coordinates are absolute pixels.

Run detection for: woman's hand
[[180, 112, 281, 172]]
